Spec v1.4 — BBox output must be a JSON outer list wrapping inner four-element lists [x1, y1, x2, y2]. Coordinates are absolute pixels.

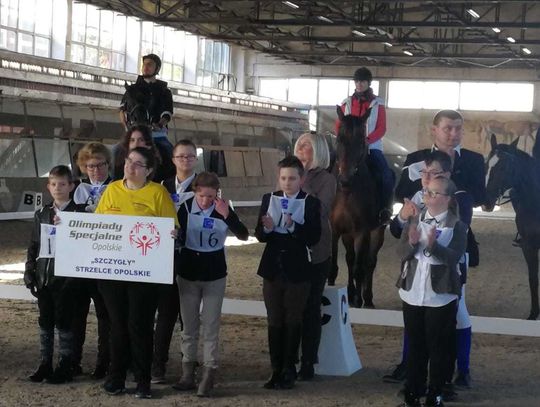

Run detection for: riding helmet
[[353, 67, 373, 83], [142, 53, 162, 75]]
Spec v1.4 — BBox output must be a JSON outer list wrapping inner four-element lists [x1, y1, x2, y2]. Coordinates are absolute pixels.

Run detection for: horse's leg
[[327, 232, 340, 286], [342, 234, 357, 307], [351, 233, 367, 309], [362, 226, 386, 308], [521, 243, 539, 320]]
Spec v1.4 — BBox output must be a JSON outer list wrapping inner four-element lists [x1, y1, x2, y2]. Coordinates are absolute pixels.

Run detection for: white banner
[[55, 212, 174, 284]]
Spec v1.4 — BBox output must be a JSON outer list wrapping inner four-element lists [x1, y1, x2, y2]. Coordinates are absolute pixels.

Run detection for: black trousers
[[403, 300, 457, 398], [37, 281, 75, 331], [153, 279, 181, 368], [263, 276, 311, 327], [98, 280, 158, 385], [71, 279, 110, 367], [300, 258, 331, 364]]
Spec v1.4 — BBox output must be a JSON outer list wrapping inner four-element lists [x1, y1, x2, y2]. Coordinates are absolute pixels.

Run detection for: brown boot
[[172, 362, 197, 391], [197, 367, 216, 397]]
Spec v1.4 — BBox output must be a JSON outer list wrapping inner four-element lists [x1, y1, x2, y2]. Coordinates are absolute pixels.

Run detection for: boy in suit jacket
[[255, 155, 321, 390]]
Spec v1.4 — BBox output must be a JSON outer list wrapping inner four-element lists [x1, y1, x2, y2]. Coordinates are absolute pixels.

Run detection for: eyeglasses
[[85, 161, 108, 170], [420, 169, 444, 178], [422, 188, 449, 198], [125, 157, 148, 169], [173, 154, 197, 161]]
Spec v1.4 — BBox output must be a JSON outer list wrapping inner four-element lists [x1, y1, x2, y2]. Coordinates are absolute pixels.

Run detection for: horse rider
[[119, 53, 174, 158], [336, 67, 395, 225]]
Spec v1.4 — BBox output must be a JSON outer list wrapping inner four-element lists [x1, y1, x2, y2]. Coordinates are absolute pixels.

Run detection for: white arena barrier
[[315, 286, 362, 376], [1, 284, 540, 338]]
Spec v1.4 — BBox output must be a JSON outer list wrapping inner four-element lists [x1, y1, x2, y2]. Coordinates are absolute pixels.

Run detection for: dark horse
[[328, 107, 386, 307], [485, 133, 540, 320], [123, 82, 151, 127]]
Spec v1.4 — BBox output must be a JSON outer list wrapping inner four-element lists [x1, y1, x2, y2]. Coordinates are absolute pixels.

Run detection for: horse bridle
[[491, 149, 515, 206], [128, 103, 150, 124]]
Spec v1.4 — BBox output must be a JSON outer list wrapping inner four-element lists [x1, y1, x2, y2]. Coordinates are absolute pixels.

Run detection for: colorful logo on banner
[[129, 222, 161, 256]]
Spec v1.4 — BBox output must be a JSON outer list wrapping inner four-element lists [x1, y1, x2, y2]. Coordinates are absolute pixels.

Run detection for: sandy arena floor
[[0, 216, 539, 406]]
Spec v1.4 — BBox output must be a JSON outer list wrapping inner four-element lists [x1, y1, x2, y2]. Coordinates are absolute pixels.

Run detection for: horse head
[[124, 82, 151, 128], [335, 105, 370, 186], [485, 134, 519, 211]]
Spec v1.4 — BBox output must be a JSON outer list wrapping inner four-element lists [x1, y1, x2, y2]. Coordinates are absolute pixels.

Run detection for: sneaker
[[453, 372, 471, 389], [383, 362, 407, 383], [135, 382, 152, 399], [103, 381, 126, 396]]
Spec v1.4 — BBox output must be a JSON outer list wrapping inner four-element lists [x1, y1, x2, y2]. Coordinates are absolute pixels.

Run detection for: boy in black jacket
[[24, 165, 85, 384], [255, 156, 321, 390]]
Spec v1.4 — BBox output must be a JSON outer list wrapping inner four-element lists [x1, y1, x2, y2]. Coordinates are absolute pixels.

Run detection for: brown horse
[[328, 107, 386, 307]]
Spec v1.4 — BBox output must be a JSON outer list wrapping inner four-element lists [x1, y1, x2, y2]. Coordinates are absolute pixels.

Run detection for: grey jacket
[[302, 167, 337, 264], [396, 210, 467, 296]]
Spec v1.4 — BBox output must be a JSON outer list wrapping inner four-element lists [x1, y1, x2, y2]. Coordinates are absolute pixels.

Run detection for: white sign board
[[55, 212, 174, 284]]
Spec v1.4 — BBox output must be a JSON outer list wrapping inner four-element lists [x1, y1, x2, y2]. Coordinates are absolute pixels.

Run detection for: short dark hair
[[173, 139, 197, 153], [193, 171, 220, 191], [278, 155, 304, 177], [49, 165, 74, 183], [425, 150, 452, 173], [433, 110, 463, 125], [129, 146, 156, 174]]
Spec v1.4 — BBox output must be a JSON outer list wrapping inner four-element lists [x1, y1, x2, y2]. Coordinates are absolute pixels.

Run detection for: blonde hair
[[294, 132, 330, 170], [76, 142, 111, 173]]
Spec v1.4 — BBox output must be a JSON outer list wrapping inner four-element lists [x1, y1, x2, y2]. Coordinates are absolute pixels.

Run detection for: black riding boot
[[29, 328, 54, 382], [48, 329, 73, 384], [263, 326, 283, 389], [280, 324, 302, 389]]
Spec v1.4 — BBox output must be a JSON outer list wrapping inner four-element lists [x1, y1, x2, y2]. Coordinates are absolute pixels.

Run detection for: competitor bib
[[170, 191, 195, 211], [415, 222, 454, 265], [267, 194, 306, 234], [185, 213, 228, 252], [39, 224, 56, 258]]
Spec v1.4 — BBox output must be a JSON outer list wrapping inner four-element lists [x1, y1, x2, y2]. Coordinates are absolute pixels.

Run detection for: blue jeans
[[367, 149, 395, 208], [152, 129, 173, 159]]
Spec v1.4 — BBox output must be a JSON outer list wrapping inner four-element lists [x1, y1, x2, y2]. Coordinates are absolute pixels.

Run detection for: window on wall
[[196, 38, 230, 89], [388, 81, 460, 109], [319, 80, 350, 106], [288, 79, 317, 105], [0, 0, 53, 57], [140, 22, 185, 82], [70, 3, 128, 71], [388, 80, 533, 112], [259, 79, 288, 100], [459, 82, 533, 112]]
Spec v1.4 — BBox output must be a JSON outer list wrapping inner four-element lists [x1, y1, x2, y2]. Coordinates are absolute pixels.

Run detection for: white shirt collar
[[283, 191, 300, 199], [175, 173, 196, 194], [423, 209, 448, 225], [191, 198, 214, 216], [431, 144, 461, 157]]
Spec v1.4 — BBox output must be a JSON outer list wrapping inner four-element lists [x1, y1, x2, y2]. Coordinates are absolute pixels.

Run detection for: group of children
[[23, 125, 475, 406], [24, 137, 322, 398]]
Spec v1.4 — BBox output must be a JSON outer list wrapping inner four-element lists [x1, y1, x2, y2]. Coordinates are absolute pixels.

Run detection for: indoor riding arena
[[1, 1, 539, 406]]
